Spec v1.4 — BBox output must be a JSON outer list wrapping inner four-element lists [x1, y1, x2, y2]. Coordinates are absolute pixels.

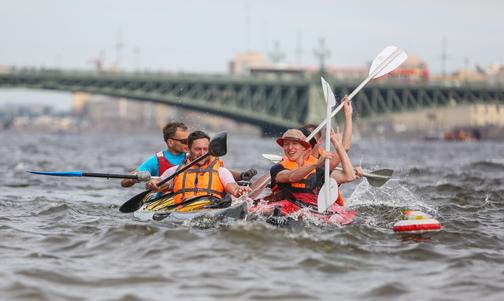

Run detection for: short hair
[[162, 122, 188, 142], [188, 130, 210, 148]]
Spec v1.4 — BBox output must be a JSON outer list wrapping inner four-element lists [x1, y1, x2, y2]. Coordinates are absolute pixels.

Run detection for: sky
[[1, 0, 504, 108], [1, 0, 503, 74]]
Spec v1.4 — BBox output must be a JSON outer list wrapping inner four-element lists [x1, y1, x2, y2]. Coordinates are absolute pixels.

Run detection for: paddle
[[318, 76, 339, 213], [248, 173, 271, 200], [27, 171, 155, 181], [305, 46, 408, 142], [261, 153, 393, 188], [119, 132, 228, 213]]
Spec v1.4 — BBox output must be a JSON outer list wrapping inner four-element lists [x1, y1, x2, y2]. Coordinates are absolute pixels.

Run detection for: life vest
[[156, 151, 180, 176], [306, 155, 344, 206], [172, 157, 225, 204], [271, 158, 318, 194]]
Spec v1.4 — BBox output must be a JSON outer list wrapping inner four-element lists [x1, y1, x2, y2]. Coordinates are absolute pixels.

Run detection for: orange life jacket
[[271, 158, 318, 194], [172, 157, 225, 204]]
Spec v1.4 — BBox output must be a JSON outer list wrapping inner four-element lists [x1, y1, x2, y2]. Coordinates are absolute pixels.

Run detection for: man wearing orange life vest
[[270, 128, 357, 211], [146, 131, 251, 204]]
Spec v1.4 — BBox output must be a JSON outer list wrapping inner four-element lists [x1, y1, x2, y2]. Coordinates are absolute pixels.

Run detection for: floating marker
[[393, 210, 441, 233]]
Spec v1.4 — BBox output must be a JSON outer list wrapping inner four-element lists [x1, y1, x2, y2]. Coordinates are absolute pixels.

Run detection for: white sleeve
[[218, 167, 236, 186], [160, 166, 178, 181]]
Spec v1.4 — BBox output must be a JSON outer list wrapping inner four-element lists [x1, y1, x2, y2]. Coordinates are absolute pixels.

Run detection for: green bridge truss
[[1, 70, 504, 134]]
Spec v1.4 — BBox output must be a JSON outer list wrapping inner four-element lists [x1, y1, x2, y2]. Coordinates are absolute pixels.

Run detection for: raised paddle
[[247, 173, 271, 200], [119, 131, 228, 213], [318, 76, 339, 213], [261, 153, 393, 188], [305, 46, 408, 142], [27, 171, 155, 181]]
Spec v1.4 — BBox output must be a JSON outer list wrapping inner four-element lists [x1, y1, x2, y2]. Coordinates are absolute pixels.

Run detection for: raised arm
[[330, 130, 357, 184], [341, 96, 353, 152]]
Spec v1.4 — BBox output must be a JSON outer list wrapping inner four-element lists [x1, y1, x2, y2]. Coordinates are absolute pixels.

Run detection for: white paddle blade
[[320, 77, 336, 107], [317, 178, 339, 213], [369, 46, 408, 79], [262, 153, 282, 164]]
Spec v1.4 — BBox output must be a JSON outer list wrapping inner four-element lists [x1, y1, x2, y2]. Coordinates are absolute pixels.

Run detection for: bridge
[[1, 70, 504, 135]]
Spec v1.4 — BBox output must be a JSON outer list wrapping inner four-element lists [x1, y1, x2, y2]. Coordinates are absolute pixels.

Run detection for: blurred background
[[1, 0, 503, 140]]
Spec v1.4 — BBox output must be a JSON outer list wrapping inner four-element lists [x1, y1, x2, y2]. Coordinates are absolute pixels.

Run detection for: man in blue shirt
[[121, 122, 189, 187]]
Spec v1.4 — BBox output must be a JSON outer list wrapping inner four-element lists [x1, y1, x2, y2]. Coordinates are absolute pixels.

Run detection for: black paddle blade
[[209, 132, 227, 157], [119, 190, 150, 213], [367, 169, 394, 187]]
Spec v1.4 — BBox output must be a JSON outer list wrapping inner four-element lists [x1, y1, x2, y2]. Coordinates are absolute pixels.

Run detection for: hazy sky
[[1, 0, 503, 75]]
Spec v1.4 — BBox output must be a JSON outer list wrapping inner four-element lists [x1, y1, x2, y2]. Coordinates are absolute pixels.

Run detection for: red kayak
[[248, 199, 356, 226]]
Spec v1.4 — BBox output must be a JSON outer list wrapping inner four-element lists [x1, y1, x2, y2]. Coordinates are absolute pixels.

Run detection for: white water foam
[[347, 180, 436, 214]]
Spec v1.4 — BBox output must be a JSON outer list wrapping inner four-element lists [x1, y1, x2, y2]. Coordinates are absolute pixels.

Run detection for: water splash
[[348, 180, 434, 213]]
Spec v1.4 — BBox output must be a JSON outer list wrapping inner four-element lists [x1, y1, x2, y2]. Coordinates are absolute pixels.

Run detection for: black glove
[[239, 168, 257, 181]]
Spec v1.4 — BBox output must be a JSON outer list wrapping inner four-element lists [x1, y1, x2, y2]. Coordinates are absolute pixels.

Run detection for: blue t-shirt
[[137, 150, 186, 176]]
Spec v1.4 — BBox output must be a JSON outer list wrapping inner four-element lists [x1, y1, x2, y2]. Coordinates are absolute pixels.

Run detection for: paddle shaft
[[333, 167, 390, 180], [306, 48, 404, 142], [28, 170, 143, 180], [323, 80, 332, 211], [83, 172, 138, 179]]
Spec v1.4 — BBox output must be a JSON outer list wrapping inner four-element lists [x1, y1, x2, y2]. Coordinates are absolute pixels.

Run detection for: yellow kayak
[[133, 192, 247, 223]]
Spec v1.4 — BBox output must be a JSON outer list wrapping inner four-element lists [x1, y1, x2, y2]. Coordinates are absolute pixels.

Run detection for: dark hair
[[303, 123, 318, 132], [188, 130, 210, 148], [163, 122, 188, 142], [298, 127, 316, 148]]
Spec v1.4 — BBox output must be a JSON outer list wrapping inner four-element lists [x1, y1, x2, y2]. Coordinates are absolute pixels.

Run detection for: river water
[[1, 131, 503, 301]]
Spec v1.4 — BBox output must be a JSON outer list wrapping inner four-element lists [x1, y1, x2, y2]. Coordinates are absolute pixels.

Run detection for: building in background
[[228, 51, 429, 83], [228, 52, 268, 76], [71, 93, 181, 131]]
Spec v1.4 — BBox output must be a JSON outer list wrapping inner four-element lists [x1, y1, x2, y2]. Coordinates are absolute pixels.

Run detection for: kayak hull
[[133, 193, 248, 224], [247, 199, 356, 226]]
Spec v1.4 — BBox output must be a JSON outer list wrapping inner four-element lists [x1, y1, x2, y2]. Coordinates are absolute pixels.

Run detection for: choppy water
[[1, 131, 504, 300]]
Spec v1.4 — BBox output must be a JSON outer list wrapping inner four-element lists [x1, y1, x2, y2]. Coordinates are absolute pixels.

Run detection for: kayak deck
[[133, 192, 248, 224]]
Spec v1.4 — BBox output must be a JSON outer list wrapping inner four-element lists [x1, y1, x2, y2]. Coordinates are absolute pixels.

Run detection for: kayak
[[247, 198, 356, 226], [133, 192, 248, 224]]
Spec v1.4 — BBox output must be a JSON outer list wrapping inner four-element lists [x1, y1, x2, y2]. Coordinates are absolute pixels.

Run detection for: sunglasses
[[170, 138, 188, 144]]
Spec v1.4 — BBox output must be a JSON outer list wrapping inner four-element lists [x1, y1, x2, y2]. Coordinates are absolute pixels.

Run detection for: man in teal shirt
[[121, 122, 189, 187]]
